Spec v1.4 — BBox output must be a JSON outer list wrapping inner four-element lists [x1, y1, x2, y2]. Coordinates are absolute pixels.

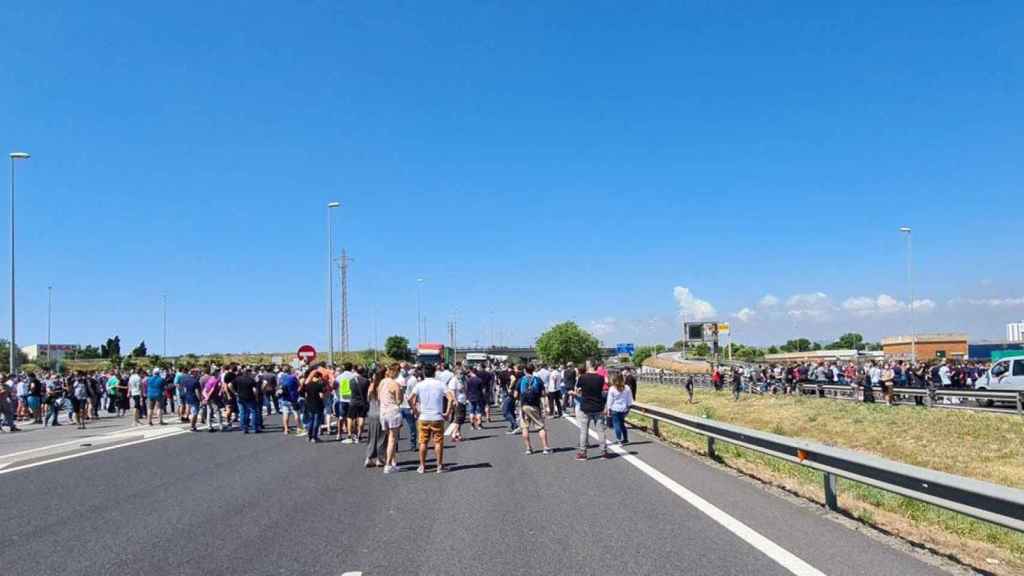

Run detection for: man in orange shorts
[[409, 364, 454, 474]]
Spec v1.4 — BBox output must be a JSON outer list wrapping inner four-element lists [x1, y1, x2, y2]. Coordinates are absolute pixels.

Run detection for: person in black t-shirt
[[574, 363, 607, 460], [302, 371, 327, 443], [232, 367, 261, 434]]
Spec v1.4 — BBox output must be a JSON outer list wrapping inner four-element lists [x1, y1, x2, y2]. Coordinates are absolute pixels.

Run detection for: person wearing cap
[[145, 368, 167, 426]]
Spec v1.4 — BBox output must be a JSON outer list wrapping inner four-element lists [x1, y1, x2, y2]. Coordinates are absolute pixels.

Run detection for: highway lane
[[0, 415, 951, 576]]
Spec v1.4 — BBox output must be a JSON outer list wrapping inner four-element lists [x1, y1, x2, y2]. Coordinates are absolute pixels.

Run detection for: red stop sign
[[297, 344, 317, 362]]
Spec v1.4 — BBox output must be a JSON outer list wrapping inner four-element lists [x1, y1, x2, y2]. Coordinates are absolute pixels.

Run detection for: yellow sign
[[717, 323, 730, 335]]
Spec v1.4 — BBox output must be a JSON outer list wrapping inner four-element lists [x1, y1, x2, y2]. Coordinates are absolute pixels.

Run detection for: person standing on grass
[[606, 373, 633, 445], [575, 363, 608, 460], [378, 364, 403, 473], [409, 363, 453, 474], [145, 369, 166, 426], [517, 365, 552, 456], [685, 374, 694, 403], [731, 367, 742, 401]]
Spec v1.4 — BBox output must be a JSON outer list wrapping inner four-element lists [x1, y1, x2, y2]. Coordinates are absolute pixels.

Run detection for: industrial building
[[21, 344, 80, 362], [881, 333, 968, 360]]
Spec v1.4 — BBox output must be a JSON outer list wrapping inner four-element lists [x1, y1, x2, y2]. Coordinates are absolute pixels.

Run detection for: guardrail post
[[824, 472, 838, 511], [1017, 392, 1023, 418], [651, 419, 660, 437], [707, 437, 717, 459]]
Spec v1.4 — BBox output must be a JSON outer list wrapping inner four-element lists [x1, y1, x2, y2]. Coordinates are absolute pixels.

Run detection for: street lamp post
[[8, 152, 29, 375], [162, 293, 167, 357], [416, 278, 424, 345], [899, 226, 915, 362], [327, 202, 340, 366], [47, 286, 52, 366]]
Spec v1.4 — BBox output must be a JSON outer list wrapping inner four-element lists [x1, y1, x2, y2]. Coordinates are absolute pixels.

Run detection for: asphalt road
[[0, 412, 954, 576]]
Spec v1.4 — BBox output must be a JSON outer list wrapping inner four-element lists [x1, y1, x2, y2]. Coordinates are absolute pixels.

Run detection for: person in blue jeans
[[231, 367, 261, 434], [605, 373, 634, 445], [399, 368, 420, 450], [302, 370, 327, 443]]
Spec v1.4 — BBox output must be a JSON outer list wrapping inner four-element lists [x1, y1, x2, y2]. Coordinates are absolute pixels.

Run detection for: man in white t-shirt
[[409, 364, 454, 474]]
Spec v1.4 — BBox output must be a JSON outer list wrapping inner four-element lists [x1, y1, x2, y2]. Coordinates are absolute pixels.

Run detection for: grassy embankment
[[630, 383, 1024, 575]]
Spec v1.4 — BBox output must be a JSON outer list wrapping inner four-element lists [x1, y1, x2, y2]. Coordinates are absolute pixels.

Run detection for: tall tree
[[536, 322, 601, 365], [385, 335, 411, 361], [132, 340, 148, 357]]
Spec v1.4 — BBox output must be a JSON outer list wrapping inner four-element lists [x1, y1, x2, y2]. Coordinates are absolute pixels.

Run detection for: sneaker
[[383, 465, 394, 474], [542, 448, 552, 455], [341, 438, 354, 444], [436, 465, 444, 474], [416, 465, 425, 474], [575, 451, 587, 461], [524, 449, 532, 455], [601, 450, 609, 459], [511, 427, 521, 434], [504, 429, 517, 435]]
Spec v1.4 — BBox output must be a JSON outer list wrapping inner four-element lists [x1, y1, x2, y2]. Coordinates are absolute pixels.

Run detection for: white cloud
[[758, 294, 779, 308], [734, 307, 756, 322], [785, 292, 835, 321], [673, 286, 717, 321], [589, 317, 617, 337], [841, 294, 935, 317], [912, 299, 936, 312], [948, 296, 1024, 308]]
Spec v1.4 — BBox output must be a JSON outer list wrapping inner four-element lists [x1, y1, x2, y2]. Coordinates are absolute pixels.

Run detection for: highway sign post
[[297, 344, 317, 363]]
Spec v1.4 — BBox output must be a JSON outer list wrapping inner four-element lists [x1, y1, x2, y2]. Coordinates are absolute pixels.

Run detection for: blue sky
[[2, 2, 1022, 354]]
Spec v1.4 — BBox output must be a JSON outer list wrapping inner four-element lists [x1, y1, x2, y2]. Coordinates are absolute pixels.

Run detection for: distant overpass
[[450, 346, 617, 363]]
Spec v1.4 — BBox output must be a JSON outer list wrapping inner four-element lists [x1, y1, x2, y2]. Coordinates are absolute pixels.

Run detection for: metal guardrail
[[638, 374, 1024, 416], [629, 401, 1024, 532]]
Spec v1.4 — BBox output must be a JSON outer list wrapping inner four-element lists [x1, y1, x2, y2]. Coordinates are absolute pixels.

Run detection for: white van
[[973, 355, 1024, 405]]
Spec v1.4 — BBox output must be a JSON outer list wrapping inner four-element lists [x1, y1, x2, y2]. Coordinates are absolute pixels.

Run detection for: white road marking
[[340, 572, 363, 576], [567, 416, 826, 576], [0, 427, 188, 476]]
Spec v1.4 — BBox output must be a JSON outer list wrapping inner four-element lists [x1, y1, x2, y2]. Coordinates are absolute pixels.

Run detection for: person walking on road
[[400, 367, 420, 451], [575, 363, 608, 460], [278, 367, 302, 435], [302, 370, 327, 443], [378, 364, 404, 473], [232, 367, 261, 434], [202, 370, 227, 432], [146, 369, 166, 426], [364, 367, 386, 468], [517, 365, 551, 455], [179, 369, 202, 432], [501, 366, 519, 433], [606, 373, 633, 445], [409, 364, 453, 474], [72, 373, 89, 429], [345, 367, 370, 444]]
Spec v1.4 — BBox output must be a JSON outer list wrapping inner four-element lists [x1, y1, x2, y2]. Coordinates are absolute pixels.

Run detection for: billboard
[[685, 322, 719, 342]]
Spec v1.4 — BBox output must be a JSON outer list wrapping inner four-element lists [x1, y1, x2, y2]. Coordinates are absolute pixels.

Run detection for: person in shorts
[[378, 364, 403, 473], [145, 369, 166, 426], [277, 366, 302, 435], [518, 365, 551, 455], [179, 369, 202, 431], [409, 364, 453, 474]]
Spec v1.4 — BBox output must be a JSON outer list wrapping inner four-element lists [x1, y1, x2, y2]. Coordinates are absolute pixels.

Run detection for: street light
[[47, 286, 52, 366], [327, 202, 340, 366], [8, 152, 29, 375], [416, 278, 424, 345], [899, 226, 915, 362]]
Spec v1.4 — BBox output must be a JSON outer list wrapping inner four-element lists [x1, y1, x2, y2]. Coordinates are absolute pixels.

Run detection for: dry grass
[[631, 384, 1024, 575]]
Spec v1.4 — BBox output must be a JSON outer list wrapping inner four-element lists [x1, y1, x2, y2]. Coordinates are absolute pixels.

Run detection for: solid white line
[[0, 428, 188, 476], [340, 572, 363, 576], [0, 426, 147, 460], [568, 416, 826, 576]]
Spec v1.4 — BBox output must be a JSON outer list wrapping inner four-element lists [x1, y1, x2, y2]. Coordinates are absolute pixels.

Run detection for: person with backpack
[[517, 365, 551, 455], [574, 362, 608, 460], [501, 365, 520, 434]]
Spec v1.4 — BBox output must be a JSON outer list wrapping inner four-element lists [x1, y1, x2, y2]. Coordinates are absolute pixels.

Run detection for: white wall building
[[21, 344, 80, 362], [1009, 322, 1024, 344]]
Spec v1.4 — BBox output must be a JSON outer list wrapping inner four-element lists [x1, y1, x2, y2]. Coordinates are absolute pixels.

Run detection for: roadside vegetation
[[630, 383, 1024, 575]]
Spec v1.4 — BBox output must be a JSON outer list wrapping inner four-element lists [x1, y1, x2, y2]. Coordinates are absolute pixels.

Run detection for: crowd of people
[[699, 358, 994, 405], [0, 360, 639, 470]]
